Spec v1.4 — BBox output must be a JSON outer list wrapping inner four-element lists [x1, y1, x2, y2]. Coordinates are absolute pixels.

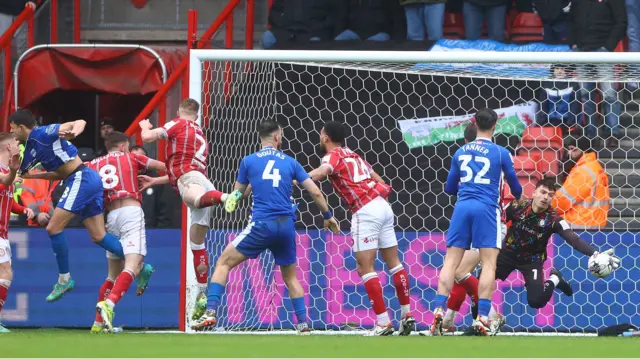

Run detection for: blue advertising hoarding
[[2, 228, 638, 331]]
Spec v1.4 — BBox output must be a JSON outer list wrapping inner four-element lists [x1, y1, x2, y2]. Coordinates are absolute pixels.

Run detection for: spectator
[[20, 164, 54, 227], [535, 64, 580, 133], [552, 136, 610, 229], [334, 0, 403, 42], [95, 117, 115, 157], [569, 0, 626, 147], [262, 0, 337, 49], [130, 145, 182, 228], [462, 0, 509, 42], [532, 0, 571, 43], [400, 0, 447, 41]]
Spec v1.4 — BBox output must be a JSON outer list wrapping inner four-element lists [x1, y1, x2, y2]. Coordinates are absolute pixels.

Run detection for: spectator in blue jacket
[[536, 64, 580, 134]]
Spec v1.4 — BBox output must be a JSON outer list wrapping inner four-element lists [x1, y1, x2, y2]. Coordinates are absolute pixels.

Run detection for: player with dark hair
[[307, 121, 415, 336], [10, 110, 129, 302], [0, 133, 34, 332], [192, 120, 339, 334], [434, 108, 522, 336], [139, 98, 231, 320], [445, 178, 620, 333], [463, 122, 477, 143]]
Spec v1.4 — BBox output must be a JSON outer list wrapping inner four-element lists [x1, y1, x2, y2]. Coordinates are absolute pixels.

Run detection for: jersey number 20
[[262, 160, 281, 187], [458, 154, 490, 184]]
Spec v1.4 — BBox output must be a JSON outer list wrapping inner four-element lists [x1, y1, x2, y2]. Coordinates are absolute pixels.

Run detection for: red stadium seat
[[510, 13, 543, 43], [521, 127, 563, 150], [503, 155, 542, 200], [444, 12, 465, 39]]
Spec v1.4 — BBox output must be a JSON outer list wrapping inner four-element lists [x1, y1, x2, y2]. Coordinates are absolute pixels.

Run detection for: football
[[588, 253, 613, 278]]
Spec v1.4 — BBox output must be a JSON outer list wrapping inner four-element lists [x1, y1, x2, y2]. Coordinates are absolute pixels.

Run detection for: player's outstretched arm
[[554, 220, 596, 257], [371, 171, 385, 184], [299, 178, 339, 233], [308, 165, 331, 182], [58, 120, 87, 140], [147, 159, 167, 173], [138, 174, 170, 191], [501, 148, 522, 199], [21, 171, 64, 181], [139, 119, 166, 143]]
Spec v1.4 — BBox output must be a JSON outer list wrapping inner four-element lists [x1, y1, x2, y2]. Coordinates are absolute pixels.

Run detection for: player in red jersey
[[0, 133, 34, 332], [138, 98, 231, 320], [308, 121, 414, 336], [87, 132, 166, 333]]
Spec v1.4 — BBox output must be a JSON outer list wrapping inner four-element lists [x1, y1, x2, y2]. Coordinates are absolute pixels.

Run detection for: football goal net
[[184, 49, 640, 334]]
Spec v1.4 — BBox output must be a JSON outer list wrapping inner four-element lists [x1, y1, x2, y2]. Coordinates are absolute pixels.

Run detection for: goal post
[[185, 49, 640, 334]]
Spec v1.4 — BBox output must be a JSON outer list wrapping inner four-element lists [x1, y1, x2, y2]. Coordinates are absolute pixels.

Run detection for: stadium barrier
[[2, 228, 637, 331]]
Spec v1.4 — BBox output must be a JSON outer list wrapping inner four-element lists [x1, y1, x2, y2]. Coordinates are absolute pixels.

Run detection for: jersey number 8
[[458, 154, 490, 184], [99, 164, 119, 190]]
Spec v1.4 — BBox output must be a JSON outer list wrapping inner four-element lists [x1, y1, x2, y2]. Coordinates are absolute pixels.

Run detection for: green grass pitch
[[0, 329, 639, 357]]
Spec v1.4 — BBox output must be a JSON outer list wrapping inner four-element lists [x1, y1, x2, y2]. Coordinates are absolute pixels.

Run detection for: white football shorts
[[106, 206, 147, 259], [177, 170, 215, 227], [351, 196, 398, 252], [0, 237, 11, 264]]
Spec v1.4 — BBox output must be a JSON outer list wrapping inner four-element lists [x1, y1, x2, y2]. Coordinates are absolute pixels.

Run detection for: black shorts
[[495, 252, 544, 287]]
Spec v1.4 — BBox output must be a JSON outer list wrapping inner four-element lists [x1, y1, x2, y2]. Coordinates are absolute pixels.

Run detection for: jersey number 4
[[458, 154, 490, 184], [262, 160, 281, 187], [344, 157, 371, 183]]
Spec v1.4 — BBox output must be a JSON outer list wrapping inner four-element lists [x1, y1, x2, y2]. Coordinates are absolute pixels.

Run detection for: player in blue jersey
[[190, 120, 339, 334], [431, 109, 522, 336], [9, 110, 152, 302]]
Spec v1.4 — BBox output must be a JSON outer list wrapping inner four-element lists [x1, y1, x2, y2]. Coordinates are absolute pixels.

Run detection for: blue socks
[[478, 298, 492, 318], [97, 233, 124, 259], [49, 232, 70, 274], [434, 294, 447, 311], [207, 282, 225, 311], [291, 297, 307, 324]]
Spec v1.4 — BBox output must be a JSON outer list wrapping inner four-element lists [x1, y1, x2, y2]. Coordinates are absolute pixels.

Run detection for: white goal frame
[[185, 49, 639, 334]]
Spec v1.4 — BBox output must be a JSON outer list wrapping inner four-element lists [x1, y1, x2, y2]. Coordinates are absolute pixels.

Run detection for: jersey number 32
[[458, 154, 490, 184]]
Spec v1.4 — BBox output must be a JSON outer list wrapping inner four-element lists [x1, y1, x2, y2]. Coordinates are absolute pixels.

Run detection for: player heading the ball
[[191, 120, 339, 334], [434, 109, 522, 336], [0, 132, 35, 332], [11, 110, 130, 302], [308, 121, 415, 336], [139, 98, 232, 320]]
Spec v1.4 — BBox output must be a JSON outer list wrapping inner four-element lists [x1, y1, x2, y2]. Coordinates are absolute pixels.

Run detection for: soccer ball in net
[[588, 254, 613, 279]]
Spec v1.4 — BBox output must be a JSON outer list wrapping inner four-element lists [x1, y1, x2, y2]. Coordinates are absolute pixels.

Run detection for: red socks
[[447, 282, 467, 311], [95, 278, 114, 323], [192, 247, 209, 284], [390, 266, 410, 307], [362, 272, 387, 315], [0, 280, 9, 313], [459, 274, 479, 307], [107, 270, 134, 306], [196, 190, 224, 208]]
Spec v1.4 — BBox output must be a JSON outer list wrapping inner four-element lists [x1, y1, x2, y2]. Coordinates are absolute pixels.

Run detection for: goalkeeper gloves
[[593, 248, 621, 271]]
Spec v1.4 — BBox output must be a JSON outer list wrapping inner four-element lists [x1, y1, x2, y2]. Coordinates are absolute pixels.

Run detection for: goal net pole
[[185, 48, 639, 334]]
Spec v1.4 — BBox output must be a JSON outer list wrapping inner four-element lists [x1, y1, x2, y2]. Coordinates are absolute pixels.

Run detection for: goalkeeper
[[446, 178, 621, 332]]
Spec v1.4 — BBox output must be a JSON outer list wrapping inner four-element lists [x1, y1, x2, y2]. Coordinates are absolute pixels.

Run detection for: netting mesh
[[187, 57, 640, 333]]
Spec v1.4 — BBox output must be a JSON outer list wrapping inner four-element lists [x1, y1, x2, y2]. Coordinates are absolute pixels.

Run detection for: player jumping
[[305, 121, 414, 336], [0, 133, 35, 332], [10, 110, 129, 302], [191, 120, 339, 334], [434, 109, 522, 336], [446, 178, 620, 332], [139, 98, 231, 320]]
